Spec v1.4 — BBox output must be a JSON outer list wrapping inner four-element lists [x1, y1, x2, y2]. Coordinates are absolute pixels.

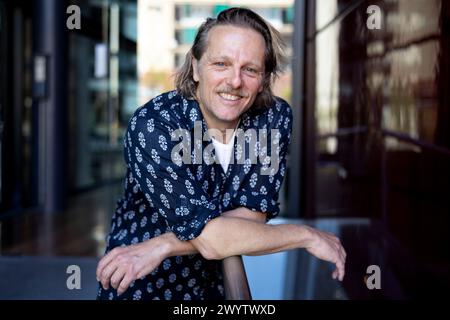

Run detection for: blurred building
[[0, 0, 138, 215]]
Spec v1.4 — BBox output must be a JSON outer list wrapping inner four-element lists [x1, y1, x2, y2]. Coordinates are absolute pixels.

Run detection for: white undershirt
[[211, 121, 240, 173]]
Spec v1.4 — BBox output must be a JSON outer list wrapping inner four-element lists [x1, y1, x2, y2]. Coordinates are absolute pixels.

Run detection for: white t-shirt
[[211, 121, 240, 173]]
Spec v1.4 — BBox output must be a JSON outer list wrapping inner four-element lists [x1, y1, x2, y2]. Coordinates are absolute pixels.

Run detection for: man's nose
[[226, 67, 243, 89]]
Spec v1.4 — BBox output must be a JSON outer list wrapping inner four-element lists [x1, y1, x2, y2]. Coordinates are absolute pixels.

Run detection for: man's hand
[[303, 226, 347, 281], [96, 236, 169, 296]]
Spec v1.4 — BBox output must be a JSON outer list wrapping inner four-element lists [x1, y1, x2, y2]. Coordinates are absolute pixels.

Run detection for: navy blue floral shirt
[[97, 90, 292, 300]]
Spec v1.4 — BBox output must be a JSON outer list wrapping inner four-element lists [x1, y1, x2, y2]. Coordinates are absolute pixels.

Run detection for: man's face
[[192, 25, 266, 129]]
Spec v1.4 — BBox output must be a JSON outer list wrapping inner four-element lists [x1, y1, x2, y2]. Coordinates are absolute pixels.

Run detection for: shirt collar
[[179, 93, 207, 132]]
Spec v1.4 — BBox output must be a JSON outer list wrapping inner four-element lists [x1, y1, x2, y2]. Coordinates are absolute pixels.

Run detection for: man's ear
[[192, 58, 200, 82]]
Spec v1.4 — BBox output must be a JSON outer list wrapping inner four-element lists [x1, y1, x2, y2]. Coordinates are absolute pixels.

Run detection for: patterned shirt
[[97, 90, 292, 300]]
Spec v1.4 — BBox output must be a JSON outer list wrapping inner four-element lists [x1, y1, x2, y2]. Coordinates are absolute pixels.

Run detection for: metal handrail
[[222, 255, 252, 300]]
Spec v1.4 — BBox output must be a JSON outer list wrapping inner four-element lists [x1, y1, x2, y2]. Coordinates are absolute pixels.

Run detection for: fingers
[[331, 260, 345, 281], [336, 260, 345, 281], [338, 241, 347, 260], [100, 261, 119, 290], [332, 268, 338, 280], [307, 228, 347, 282], [331, 235, 346, 281], [97, 247, 129, 290], [117, 271, 135, 296], [336, 247, 346, 281], [96, 244, 147, 295], [110, 267, 127, 293], [96, 247, 121, 281], [99, 257, 136, 294], [329, 235, 346, 282]]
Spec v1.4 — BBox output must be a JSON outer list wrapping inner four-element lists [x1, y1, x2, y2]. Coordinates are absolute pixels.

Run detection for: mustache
[[215, 88, 249, 98]]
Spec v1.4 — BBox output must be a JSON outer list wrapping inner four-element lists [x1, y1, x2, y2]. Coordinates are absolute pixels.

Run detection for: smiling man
[[96, 7, 346, 300], [192, 24, 265, 128]]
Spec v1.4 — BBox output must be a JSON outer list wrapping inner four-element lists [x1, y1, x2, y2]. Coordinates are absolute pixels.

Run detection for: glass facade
[[67, 0, 137, 191], [0, 0, 137, 214], [0, 1, 35, 211], [302, 0, 450, 294]]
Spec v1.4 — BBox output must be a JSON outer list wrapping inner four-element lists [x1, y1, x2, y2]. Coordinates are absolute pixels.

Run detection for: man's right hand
[[96, 236, 170, 295], [303, 226, 347, 281]]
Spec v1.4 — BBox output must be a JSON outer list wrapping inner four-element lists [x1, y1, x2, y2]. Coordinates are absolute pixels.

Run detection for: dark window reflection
[[304, 0, 450, 298]]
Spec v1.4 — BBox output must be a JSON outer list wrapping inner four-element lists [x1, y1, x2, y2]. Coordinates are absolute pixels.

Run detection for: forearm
[[162, 209, 312, 261], [162, 207, 267, 258], [190, 217, 312, 260]]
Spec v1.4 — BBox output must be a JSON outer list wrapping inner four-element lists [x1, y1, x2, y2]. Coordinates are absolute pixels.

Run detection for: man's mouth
[[218, 92, 242, 101]]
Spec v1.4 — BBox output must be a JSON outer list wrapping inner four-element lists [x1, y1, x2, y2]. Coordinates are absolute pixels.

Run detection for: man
[[96, 7, 346, 300]]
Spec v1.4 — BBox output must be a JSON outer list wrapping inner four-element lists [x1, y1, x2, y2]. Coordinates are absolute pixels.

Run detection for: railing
[[222, 256, 252, 300]]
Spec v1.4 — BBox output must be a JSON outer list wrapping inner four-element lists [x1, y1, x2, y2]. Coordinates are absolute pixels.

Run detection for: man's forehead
[[205, 52, 263, 68], [202, 26, 265, 65]]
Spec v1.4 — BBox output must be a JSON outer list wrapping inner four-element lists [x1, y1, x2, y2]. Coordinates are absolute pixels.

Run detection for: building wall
[[303, 0, 450, 293]]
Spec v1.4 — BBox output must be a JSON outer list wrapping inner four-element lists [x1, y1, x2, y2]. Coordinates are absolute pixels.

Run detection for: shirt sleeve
[[124, 105, 221, 241], [230, 98, 293, 221]]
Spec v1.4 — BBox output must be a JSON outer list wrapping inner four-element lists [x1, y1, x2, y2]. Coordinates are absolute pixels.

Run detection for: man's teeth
[[219, 93, 241, 101]]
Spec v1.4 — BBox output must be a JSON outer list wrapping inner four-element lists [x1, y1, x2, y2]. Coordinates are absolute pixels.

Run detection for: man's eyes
[[213, 62, 226, 67], [243, 67, 258, 74], [211, 62, 262, 77]]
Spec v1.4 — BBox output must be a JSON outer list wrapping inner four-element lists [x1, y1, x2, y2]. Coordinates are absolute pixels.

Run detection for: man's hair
[[174, 7, 287, 110]]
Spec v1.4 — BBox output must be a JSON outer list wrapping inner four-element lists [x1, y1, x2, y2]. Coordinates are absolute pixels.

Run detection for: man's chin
[[215, 106, 247, 121], [215, 113, 241, 123]]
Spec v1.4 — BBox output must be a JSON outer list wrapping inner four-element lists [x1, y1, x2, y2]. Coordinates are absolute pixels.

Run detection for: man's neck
[[206, 120, 239, 144], [197, 102, 240, 144]]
